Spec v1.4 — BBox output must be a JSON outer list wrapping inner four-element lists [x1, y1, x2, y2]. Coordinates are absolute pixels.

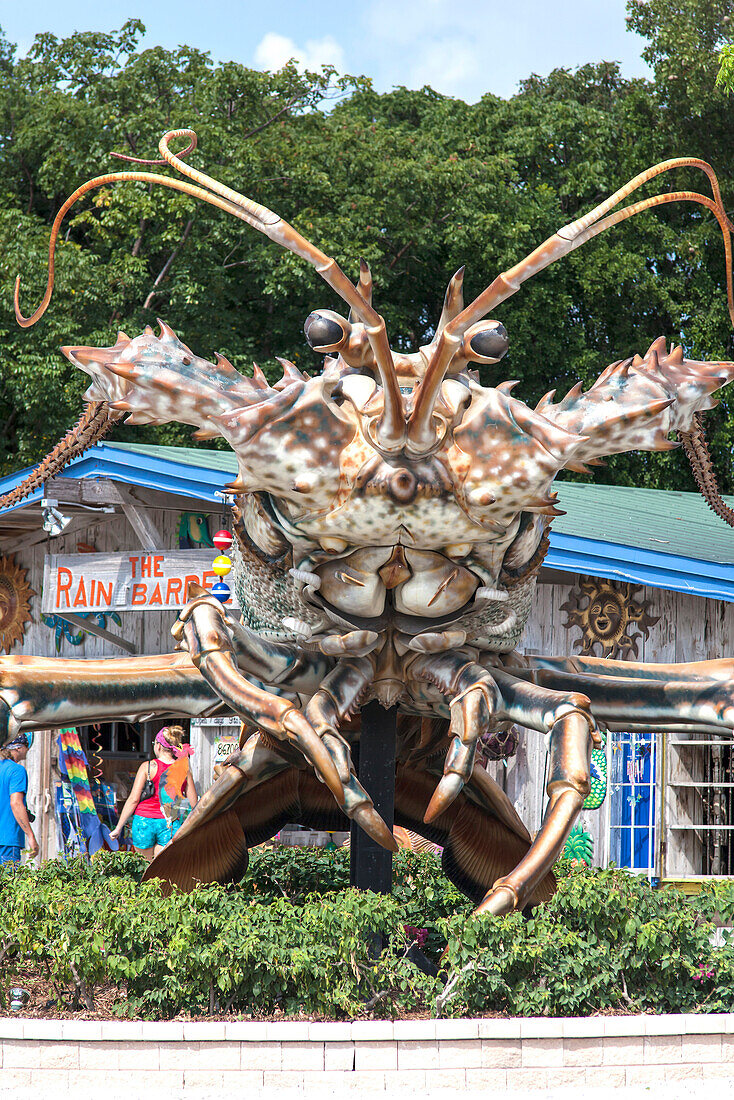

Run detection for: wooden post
[[350, 700, 397, 893], [39, 730, 52, 862]]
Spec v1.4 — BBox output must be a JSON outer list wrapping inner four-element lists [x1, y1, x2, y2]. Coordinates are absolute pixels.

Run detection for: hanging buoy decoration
[[208, 529, 233, 602], [212, 554, 232, 576], [213, 529, 233, 552], [211, 581, 231, 603]]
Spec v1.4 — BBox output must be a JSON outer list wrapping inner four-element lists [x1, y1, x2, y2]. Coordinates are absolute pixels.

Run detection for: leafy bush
[[439, 863, 734, 1017], [4, 851, 734, 1019]]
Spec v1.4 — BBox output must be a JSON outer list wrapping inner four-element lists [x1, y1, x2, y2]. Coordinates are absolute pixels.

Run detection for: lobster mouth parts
[[309, 591, 478, 637]]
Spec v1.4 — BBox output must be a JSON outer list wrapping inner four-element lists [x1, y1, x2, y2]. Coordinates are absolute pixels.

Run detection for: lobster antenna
[[407, 158, 734, 455], [15, 129, 405, 454]]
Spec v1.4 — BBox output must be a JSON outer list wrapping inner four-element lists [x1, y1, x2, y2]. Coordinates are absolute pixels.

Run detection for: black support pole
[[350, 700, 397, 894]]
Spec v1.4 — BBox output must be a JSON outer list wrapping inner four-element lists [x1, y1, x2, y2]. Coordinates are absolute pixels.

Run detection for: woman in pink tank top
[[110, 725, 198, 859]]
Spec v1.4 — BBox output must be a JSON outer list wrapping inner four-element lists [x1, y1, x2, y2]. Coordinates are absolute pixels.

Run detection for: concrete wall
[[2, 1014, 734, 1095]]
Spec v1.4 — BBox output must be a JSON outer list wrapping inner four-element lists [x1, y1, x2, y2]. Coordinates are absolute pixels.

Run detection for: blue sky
[[0, 0, 650, 102]]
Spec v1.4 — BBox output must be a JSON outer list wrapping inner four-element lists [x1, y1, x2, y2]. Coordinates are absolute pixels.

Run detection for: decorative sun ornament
[[561, 576, 659, 660], [0, 555, 34, 654]]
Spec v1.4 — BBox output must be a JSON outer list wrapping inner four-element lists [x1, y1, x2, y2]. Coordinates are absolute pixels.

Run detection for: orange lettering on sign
[[141, 556, 152, 578], [56, 567, 72, 609], [128, 556, 139, 579], [149, 582, 163, 605], [202, 570, 216, 590], [131, 583, 147, 605], [166, 578, 182, 603], [97, 581, 112, 606], [73, 578, 87, 607], [153, 555, 164, 577], [184, 574, 199, 601]]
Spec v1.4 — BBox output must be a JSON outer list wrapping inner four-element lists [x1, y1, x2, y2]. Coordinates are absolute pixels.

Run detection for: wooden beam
[[46, 477, 121, 506], [116, 486, 165, 550], [55, 610, 139, 655], [46, 477, 164, 549]]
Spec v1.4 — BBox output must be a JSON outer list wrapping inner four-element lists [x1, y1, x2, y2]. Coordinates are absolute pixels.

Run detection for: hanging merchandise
[[563, 823, 594, 865], [56, 728, 119, 857], [583, 731, 608, 810]]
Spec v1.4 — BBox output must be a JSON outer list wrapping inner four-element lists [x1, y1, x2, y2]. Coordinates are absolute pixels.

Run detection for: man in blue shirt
[[0, 733, 38, 865]]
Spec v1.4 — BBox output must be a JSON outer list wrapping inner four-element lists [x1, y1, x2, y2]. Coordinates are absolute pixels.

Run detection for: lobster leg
[[410, 651, 503, 821], [411, 652, 596, 915], [304, 658, 397, 850], [0, 651, 221, 738], [174, 588, 344, 803], [510, 653, 734, 684], [506, 657, 734, 735], [475, 664, 596, 915]]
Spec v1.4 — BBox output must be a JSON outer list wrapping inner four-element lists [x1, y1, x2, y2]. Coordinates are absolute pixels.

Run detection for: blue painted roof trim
[[0, 442, 234, 518], [2, 442, 733, 603], [546, 532, 734, 603]]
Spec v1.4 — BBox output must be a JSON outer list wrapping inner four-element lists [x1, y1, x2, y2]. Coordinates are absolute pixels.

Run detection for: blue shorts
[[130, 815, 181, 850], [0, 845, 21, 865]]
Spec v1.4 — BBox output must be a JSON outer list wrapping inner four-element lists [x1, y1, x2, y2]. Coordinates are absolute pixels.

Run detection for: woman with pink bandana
[[110, 726, 197, 859]]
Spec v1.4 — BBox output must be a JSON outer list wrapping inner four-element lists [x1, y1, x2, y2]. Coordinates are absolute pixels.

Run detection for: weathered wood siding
[[484, 580, 734, 871], [13, 504, 195, 660]]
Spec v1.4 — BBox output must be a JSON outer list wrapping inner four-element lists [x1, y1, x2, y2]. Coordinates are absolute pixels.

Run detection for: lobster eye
[[304, 310, 351, 352], [467, 321, 509, 363]]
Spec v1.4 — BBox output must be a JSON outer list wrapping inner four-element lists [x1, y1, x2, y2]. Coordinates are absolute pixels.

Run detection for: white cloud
[[254, 31, 344, 74], [361, 0, 649, 102], [406, 39, 481, 97]]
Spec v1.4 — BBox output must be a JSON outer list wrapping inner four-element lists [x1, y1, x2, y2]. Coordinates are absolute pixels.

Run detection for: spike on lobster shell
[[214, 351, 238, 376], [535, 389, 556, 412], [273, 357, 306, 391], [157, 319, 179, 342], [646, 335, 669, 359], [251, 363, 269, 390]]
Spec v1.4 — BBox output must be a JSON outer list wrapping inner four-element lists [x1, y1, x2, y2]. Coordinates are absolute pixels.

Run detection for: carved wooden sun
[[0, 555, 34, 654], [561, 576, 659, 659]]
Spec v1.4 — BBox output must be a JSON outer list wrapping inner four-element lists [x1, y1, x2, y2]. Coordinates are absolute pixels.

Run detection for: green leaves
[[4, 851, 734, 1020]]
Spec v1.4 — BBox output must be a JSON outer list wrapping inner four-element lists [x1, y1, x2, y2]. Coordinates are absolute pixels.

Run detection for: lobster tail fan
[[142, 808, 249, 895]]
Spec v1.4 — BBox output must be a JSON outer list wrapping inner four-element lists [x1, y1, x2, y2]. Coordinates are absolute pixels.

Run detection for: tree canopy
[[1, 1, 733, 492]]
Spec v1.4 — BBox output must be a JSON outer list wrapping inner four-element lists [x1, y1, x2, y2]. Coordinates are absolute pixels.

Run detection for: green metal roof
[[109, 441, 238, 474], [553, 482, 734, 568]]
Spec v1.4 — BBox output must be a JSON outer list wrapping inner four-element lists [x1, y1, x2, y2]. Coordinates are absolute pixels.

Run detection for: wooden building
[[1, 442, 733, 886]]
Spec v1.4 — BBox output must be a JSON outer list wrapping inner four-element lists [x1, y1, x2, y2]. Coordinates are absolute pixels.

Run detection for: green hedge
[[3, 850, 734, 1019]]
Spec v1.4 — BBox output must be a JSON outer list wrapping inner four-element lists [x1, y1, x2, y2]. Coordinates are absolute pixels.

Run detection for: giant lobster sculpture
[[2, 130, 734, 916]]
